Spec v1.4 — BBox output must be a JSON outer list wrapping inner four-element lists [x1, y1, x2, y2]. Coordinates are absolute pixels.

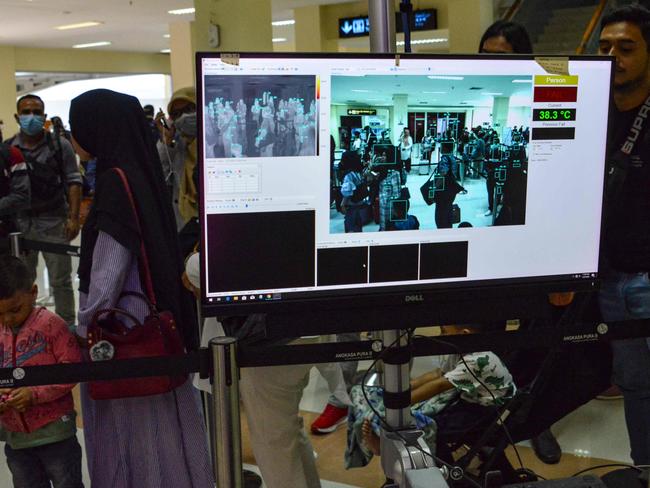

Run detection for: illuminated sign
[[338, 9, 437, 39], [339, 16, 370, 38]]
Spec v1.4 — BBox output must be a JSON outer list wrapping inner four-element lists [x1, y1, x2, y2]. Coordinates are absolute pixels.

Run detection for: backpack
[[0, 143, 15, 238], [8, 132, 65, 213], [0, 144, 11, 199], [350, 175, 369, 203]]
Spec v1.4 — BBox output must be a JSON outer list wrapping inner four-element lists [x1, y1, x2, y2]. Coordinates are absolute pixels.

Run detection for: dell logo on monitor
[[405, 294, 424, 303]]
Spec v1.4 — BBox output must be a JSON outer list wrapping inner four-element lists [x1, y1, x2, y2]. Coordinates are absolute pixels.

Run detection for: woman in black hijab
[[70, 89, 213, 488]]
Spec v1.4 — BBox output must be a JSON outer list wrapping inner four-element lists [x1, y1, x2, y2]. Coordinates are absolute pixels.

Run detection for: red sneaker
[[310, 403, 348, 435]]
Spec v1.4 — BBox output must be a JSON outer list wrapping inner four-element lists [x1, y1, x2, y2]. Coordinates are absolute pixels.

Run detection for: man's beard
[[614, 59, 650, 94]]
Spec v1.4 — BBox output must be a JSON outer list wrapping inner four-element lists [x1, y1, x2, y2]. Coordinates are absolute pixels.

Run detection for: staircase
[[509, 0, 603, 54], [533, 5, 598, 54]]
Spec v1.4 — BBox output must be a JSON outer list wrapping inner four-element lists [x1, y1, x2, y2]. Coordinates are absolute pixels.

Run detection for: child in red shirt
[[0, 255, 83, 488]]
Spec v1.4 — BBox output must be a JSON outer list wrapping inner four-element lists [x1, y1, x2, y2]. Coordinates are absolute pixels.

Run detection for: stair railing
[[502, 0, 524, 20], [576, 0, 609, 54]]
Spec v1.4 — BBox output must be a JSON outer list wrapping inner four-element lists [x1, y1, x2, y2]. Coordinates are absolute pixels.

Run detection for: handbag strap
[[90, 307, 143, 333], [112, 168, 157, 307]]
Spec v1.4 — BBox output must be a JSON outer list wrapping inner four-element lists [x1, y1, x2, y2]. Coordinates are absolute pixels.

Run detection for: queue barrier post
[[210, 337, 243, 488], [9, 232, 21, 257]]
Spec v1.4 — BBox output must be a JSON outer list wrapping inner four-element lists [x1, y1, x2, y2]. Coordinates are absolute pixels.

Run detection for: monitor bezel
[[196, 51, 614, 318]]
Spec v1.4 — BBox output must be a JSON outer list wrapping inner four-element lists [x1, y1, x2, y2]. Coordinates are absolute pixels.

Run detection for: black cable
[[570, 463, 650, 478], [421, 334, 528, 473], [360, 330, 483, 488], [412, 296, 591, 482]]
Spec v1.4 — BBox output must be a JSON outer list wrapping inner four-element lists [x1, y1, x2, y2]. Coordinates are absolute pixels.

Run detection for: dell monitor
[[197, 53, 612, 327]]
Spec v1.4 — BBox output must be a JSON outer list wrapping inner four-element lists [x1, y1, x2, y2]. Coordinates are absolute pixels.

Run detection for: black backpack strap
[[45, 132, 66, 182]]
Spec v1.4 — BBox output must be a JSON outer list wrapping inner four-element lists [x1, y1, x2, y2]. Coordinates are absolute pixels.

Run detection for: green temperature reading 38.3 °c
[[533, 108, 577, 121]]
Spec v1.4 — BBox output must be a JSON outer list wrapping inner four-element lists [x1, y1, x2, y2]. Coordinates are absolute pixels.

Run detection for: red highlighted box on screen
[[534, 86, 578, 103]]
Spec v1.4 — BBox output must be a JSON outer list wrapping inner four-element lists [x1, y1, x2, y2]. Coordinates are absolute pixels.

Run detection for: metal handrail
[[502, 0, 524, 21], [576, 0, 608, 54]]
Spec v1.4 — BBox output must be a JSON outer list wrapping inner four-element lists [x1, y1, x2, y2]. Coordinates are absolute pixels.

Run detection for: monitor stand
[[379, 329, 451, 488]]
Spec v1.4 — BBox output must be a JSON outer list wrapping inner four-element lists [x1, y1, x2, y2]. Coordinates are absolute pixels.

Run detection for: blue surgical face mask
[[18, 114, 45, 136]]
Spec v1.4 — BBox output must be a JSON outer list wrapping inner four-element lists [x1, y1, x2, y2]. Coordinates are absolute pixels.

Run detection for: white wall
[[21, 74, 172, 130], [470, 107, 492, 128], [507, 106, 532, 129]]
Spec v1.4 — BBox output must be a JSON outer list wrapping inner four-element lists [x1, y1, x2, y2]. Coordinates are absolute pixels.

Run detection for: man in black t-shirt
[[598, 4, 650, 466]]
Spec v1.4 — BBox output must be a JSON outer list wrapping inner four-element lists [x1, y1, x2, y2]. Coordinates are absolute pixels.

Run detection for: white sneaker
[[484, 210, 493, 217]]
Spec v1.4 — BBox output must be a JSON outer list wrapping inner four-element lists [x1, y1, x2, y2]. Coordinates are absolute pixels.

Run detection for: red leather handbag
[[86, 168, 187, 400]]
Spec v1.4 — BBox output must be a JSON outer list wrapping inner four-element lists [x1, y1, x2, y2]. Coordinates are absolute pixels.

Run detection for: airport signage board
[[338, 9, 437, 39]]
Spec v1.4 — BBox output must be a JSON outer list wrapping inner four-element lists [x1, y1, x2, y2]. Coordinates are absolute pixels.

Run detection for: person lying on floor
[[344, 325, 516, 468]]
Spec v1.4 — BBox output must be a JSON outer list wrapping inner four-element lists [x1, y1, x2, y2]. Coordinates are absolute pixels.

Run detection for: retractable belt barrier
[[0, 318, 645, 389], [21, 238, 81, 257], [0, 234, 81, 258]]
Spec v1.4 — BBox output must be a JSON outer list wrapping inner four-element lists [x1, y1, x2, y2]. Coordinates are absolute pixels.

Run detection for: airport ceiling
[[0, 0, 350, 53], [331, 74, 534, 108]]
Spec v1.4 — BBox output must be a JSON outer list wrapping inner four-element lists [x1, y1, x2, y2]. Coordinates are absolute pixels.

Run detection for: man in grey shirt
[[10, 94, 82, 325]]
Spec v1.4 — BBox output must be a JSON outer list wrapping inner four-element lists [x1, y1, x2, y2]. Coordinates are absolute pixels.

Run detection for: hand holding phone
[[155, 109, 175, 145]]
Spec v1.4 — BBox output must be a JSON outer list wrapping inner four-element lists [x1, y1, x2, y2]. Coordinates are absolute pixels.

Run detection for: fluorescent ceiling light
[[272, 38, 287, 43], [160, 49, 171, 53], [72, 41, 111, 49], [15, 72, 35, 77], [397, 38, 447, 46], [428, 75, 464, 80], [168, 7, 195, 15], [55, 21, 103, 31], [163, 34, 170, 39], [512, 79, 532, 83], [272, 20, 295, 26], [423, 91, 447, 94], [351, 89, 376, 93], [482, 92, 503, 96]]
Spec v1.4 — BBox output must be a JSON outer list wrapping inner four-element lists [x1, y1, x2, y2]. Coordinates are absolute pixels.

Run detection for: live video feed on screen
[[199, 55, 611, 306]]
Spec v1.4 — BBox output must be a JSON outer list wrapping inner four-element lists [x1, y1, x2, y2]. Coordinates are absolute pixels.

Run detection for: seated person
[[345, 325, 516, 468]]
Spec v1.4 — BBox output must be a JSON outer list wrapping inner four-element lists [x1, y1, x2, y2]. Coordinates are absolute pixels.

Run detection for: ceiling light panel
[[72, 41, 112, 49], [272, 20, 295, 26], [168, 8, 195, 15], [427, 75, 464, 80], [56, 21, 103, 31]]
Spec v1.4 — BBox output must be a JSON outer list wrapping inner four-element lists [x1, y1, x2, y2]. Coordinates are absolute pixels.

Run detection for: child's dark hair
[[0, 256, 33, 299]]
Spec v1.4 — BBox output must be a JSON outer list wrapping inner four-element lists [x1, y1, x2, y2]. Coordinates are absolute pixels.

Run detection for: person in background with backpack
[[9, 94, 82, 326], [434, 154, 464, 229], [50, 116, 71, 142], [339, 151, 368, 233], [0, 144, 29, 250]]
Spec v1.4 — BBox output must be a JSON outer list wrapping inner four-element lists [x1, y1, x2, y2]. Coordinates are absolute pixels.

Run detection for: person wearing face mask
[[7, 94, 82, 327], [155, 87, 199, 230]]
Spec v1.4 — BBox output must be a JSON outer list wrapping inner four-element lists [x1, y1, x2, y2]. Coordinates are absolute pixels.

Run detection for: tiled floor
[[329, 170, 494, 234], [0, 241, 635, 488]]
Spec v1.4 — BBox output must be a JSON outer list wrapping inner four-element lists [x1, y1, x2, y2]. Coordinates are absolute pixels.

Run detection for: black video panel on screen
[[369, 244, 419, 283], [206, 211, 315, 293], [317, 247, 368, 286], [420, 242, 468, 279]]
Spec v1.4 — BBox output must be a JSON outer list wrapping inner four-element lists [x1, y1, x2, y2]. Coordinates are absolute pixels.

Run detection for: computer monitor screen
[[197, 53, 612, 315]]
